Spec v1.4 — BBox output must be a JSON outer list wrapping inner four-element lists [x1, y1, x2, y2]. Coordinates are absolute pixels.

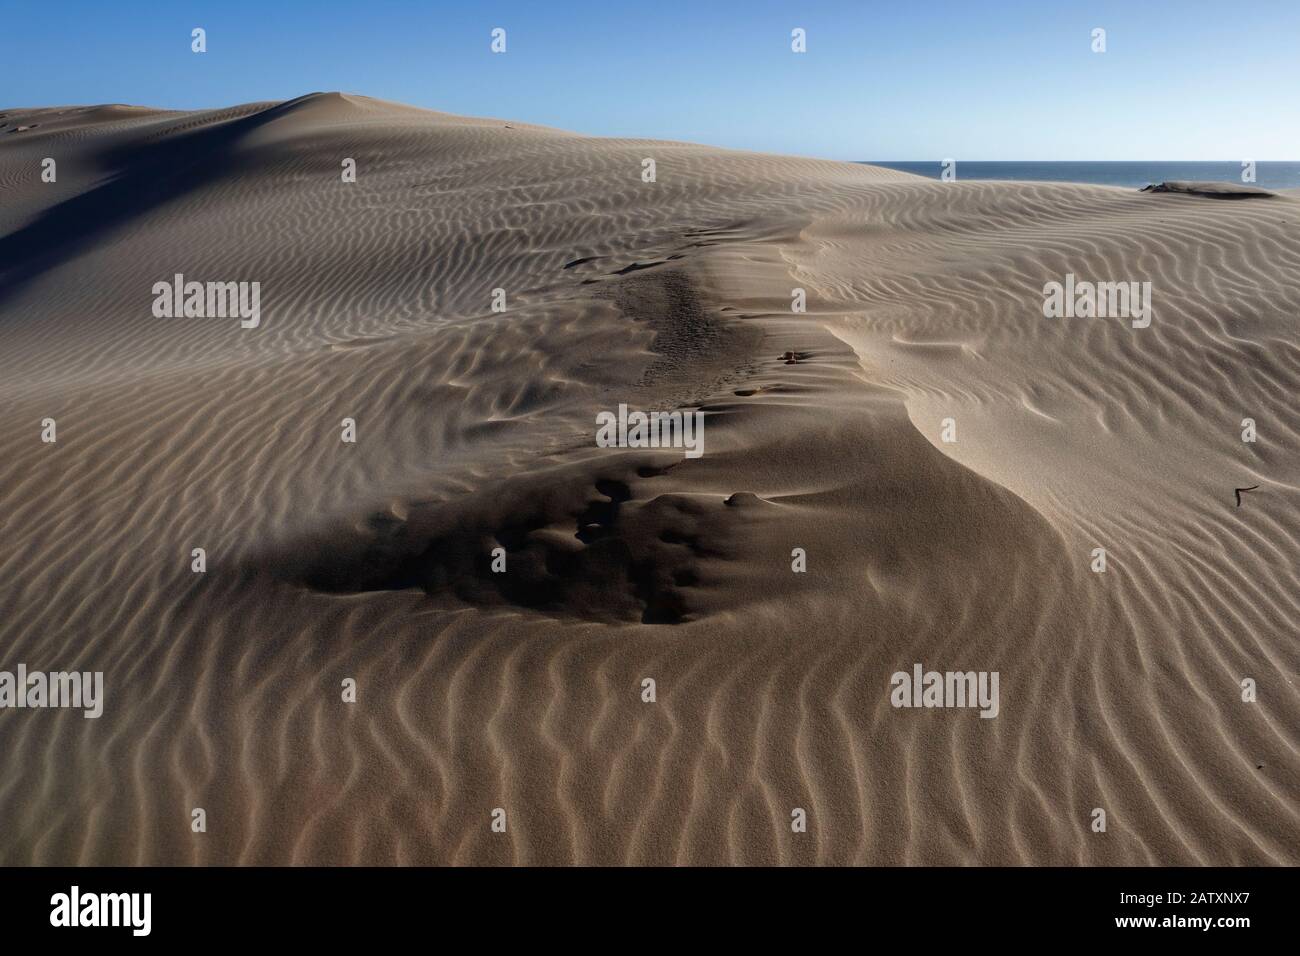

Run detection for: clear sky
[[4, 0, 1298, 160]]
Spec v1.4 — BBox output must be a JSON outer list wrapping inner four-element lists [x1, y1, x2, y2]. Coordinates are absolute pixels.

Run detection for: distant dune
[[1139, 180, 1277, 198], [0, 93, 1296, 864]]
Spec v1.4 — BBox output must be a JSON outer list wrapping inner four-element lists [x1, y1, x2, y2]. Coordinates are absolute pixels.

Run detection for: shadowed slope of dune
[[0, 94, 1295, 865]]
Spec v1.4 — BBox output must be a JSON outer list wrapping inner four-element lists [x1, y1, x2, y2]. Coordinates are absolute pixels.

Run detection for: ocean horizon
[[865, 160, 1300, 190]]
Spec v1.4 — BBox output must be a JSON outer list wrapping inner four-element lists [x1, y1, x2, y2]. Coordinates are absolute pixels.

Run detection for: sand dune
[[0, 93, 1296, 864]]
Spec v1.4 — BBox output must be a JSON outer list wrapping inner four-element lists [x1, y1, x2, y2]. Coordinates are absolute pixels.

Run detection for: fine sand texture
[[0, 94, 1296, 864]]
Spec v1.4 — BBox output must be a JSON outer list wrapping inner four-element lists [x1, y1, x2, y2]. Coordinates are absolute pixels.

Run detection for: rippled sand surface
[[1, 94, 1296, 864]]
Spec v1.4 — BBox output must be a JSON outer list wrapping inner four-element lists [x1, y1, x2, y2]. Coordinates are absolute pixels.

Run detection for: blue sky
[[5, 0, 1298, 160]]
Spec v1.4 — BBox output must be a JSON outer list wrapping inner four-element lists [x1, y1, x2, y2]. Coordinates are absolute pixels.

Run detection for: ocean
[[864, 161, 1300, 190]]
